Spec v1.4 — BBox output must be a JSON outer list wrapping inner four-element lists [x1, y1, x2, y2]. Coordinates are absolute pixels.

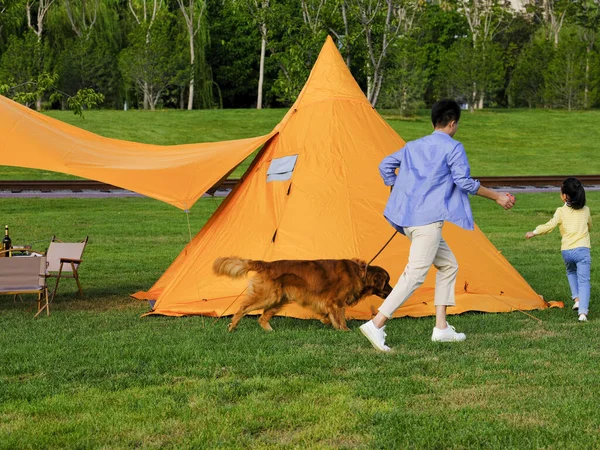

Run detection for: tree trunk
[[257, 25, 266, 109], [187, 26, 195, 110], [341, 2, 350, 67], [143, 82, 149, 110], [584, 45, 590, 109]]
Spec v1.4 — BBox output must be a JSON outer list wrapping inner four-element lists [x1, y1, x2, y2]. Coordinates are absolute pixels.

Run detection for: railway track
[[1, 175, 600, 193]]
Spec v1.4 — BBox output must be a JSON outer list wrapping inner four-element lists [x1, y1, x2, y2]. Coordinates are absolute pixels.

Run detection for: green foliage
[[436, 38, 504, 109], [0, 31, 53, 93], [118, 10, 186, 110], [66, 88, 105, 117], [543, 26, 590, 110], [508, 40, 554, 108], [207, 0, 262, 108], [378, 37, 428, 115]]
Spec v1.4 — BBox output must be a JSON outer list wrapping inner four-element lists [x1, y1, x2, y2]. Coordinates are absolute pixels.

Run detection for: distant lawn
[[1, 108, 599, 180], [1, 192, 599, 448]]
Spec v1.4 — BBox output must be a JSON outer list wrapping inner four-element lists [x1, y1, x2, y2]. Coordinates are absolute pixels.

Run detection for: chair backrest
[[46, 237, 88, 273], [0, 256, 47, 290]]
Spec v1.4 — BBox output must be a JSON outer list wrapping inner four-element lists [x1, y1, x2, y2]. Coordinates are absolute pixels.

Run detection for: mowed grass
[[1, 108, 600, 179], [1, 192, 600, 449]]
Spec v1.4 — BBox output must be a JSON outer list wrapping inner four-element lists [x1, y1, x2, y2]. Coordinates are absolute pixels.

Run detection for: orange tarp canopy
[[0, 95, 275, 210], [133, 36, 549, 320]]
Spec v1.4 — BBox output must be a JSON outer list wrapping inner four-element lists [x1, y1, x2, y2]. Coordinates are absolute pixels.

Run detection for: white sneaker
[[431, 323, 466, 342], [579, 314, 588, 322], [359, 320, 391, 352], [573, 301, 579, 310]]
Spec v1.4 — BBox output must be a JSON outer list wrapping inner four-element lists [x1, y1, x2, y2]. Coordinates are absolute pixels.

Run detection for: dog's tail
[[213, 257, 265, 278]]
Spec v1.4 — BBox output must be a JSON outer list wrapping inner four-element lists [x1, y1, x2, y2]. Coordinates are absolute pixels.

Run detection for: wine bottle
[[2, 225, 11, 257]]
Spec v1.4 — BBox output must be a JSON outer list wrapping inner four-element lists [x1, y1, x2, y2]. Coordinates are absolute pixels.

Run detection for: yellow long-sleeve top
[[533, 204, 592, 250]]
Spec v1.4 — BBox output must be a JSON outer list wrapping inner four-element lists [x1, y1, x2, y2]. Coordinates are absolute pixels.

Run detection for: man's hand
[[525, 232, 535, 239], [496, 192, 515, 210], [476, 186, 515, 210]]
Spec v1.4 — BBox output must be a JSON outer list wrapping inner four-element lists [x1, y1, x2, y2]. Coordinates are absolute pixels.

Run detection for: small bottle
[[2, 225, 11, 257]]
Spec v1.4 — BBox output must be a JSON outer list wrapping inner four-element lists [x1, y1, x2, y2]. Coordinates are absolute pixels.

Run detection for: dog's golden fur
[[213, 257, 393, 331]]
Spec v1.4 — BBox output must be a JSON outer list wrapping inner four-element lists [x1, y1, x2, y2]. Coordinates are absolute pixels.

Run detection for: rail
[[1, 175, 599, 193]]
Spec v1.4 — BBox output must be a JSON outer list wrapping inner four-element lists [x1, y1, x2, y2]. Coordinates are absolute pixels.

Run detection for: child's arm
[[525, 208, 561, 238], [588, 210, 592, 232]]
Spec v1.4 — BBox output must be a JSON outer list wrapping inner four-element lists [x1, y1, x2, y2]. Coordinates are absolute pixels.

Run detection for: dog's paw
[[227, 323, 236, 332]]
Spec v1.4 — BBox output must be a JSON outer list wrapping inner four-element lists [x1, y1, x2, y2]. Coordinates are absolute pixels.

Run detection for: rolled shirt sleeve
[[448, 143, 480, 195], [379, 148, 404, 186]]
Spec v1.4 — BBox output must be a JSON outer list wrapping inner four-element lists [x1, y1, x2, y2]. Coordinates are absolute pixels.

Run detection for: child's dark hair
[[562, 177, 586, 209], [431, 99, 461, 128]]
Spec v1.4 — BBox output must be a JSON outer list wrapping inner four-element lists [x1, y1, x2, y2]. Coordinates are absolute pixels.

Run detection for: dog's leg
[[229, 287, 281, 332], [320, 314, 331, 326], [228, 304, 252, 332], [258, 304, 284, 331], [327, 305, 350, 331], [336, 307, 350, 331]]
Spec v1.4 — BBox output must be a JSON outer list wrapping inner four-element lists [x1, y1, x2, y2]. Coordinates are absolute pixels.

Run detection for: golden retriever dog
[[213, 257, 393, 332]]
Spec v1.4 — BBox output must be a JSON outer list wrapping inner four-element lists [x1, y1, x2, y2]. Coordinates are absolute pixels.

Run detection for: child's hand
[[525, 232, 535, 239]]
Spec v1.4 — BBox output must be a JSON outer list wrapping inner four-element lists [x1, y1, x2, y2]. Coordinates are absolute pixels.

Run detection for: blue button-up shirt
[[380, 130, 480, 232]]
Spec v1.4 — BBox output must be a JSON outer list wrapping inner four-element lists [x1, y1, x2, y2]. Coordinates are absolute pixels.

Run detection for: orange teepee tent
[[133, 36, 549, 320]]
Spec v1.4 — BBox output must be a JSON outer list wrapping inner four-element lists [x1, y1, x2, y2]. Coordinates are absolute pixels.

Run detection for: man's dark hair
[[562, 177, 586, 209], [431, 99, 461, 128]]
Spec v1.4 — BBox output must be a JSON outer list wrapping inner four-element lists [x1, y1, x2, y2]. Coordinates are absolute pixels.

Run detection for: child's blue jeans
[[561, 247, 591, 316]]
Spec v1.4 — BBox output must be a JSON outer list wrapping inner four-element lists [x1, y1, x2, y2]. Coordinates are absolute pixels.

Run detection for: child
[[526, 177, 592, 321]]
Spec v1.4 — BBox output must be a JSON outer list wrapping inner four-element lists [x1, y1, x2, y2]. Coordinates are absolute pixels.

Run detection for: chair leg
[[71, 263, 84, 298], [34, 289, 49, 318], [51, 263, 64, 302]]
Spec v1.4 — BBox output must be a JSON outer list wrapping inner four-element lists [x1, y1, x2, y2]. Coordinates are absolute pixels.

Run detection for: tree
[[572, 0, 600, 108], [348, 0, 419, 107], [245, 0, 270, 109], [119, 10, 185, 110], [125, 0, 164, 109], [176, 0, 207, 110], [0, 71, 104, 117], [26, 0, 55, 42], [508, 39, 552, 107], [454, 0, 512, 109], [63, 0, 99, 39], [436, 37, 504, 110], [378, 36, 428, 115], [544, 27, 588, 110], [0, 0, 25, 52], [528, 0, 573, 47]]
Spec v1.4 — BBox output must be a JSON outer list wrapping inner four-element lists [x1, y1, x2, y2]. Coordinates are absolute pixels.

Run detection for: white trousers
[[379, 221, 459, 318]]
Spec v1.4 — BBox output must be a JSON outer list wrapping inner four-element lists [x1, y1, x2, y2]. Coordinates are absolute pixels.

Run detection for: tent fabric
[[0, 95, 276, 210], [134, 36, 549, 319]]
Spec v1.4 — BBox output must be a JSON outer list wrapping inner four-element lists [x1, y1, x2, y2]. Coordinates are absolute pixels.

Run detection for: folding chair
[[46, 236, 88, 301], [0, 256, 49, 317]]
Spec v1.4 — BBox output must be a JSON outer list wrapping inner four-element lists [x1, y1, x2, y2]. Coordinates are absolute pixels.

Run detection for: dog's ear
[[351, 258, 367, 272]]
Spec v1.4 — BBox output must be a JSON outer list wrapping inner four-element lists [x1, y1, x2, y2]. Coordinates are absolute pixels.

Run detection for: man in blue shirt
[[360, 99, 515, 352]]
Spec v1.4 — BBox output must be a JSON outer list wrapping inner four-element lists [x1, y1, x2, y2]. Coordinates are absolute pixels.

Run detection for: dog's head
[[350, 259, 393, 301], [365, 265, 393, 299]]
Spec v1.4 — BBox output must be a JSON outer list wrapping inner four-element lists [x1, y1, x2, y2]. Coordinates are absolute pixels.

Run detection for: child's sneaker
[[578, 314, 588, 322], [572, 301, 579, 310]]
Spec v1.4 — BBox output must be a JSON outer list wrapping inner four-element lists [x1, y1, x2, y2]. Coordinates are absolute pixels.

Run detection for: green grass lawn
[[1, 108, 599, 179], [1, 192, 599, 449]]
